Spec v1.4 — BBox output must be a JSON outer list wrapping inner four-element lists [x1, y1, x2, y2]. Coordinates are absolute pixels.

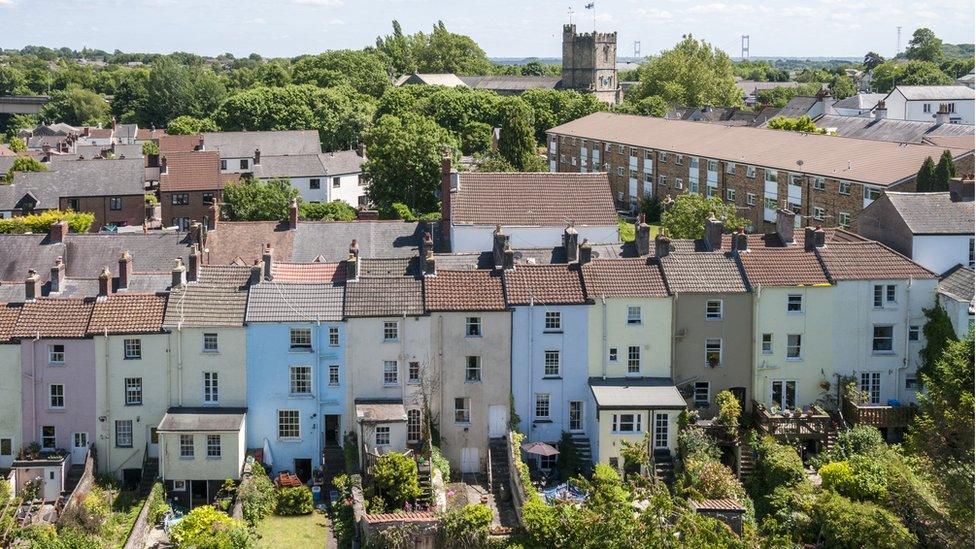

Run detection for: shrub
[[439, 503, 493, 548], [714, 390, 741, 438], [431, 446, 451, 483], [747, 436, 808, 520], [685, 458, 742, 500], [371, 452, 421, 511], [147, 482, 170, 525], [239, 463, 276, 526], [5, 155, 47, 181], [819, 461, 855, 495], [510, 431, 540, 502], [811, 491, 916, 549], [169, 505, 251, 549], [834, 425, 885, 459], [556, 431, 583, 480], [343, 431, 360, 473], [275, 486, 313, 516], [0, 210, 95, 234], [331, 474, 357, 548], [13, 524, 101, 549], [141, 140, 159, 156], [71, 490, 110, 534], [300, 200, 357, 221], [845, 454, 889, 502], [460, 121, 492, 155], [0, 477, 9, 507], [144, 192, 159, 205]]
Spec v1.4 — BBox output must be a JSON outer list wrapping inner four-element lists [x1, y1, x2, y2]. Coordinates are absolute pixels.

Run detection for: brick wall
[[59, 194, 145, 231], [160, 189, 220, 230]]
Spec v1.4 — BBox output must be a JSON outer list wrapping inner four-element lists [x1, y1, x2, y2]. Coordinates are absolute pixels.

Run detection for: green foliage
[[918, 298, 958, 379], [660, 193, 748, 239], [144, 192, 158, 205], [556, 431, 583, 480], [863, 52, 886, 71], [618, 219, 635, 242], [906, 28, 943, 62], [374, 20, 493, 76], [275, 486, 313, 516], [6, 155, 47, 181], [459, 121, 492, 155], [221, 177, 301, 221], [934, 149, 957, 192], [331, 474, 357, 548], [815, 425, 885, 467], [766, 115, 827, 134], [714, 390, 741, 438], [169, 505, 251, 549], [473, 152, 516, 173], [438, 504, 493, 548], [747, 436, 809, 520], [7, 137, 27, 153], [619, 432, 651, 473], [497, 98, 538, 171], [820, 456, 888, 501], [291, 50, 390, 97], [364, 113, 457, 214], [384, 202, 441, 221], [343, 431, 360, 474], [70, 489, 111, 534], [519, 88, 606, 143], [630, 34, 742, 108], [828, 74, 857, 100], [915, 156, 937, 192], [811, 491, 916, 549], [300, 200, 356, 221], [510, 431, 540, 503], [239, 462, 276, 526], [141, 140, 159, 156], [0, 210, 94, 234], [755, 83, 823, 108], [371, 452, 422, 511], [431, 446, 451, 483], [147, 481, 170, 525], [40, 86, 110, 126], [13, 524, 101, 549], [615, 95, 669, 117], [166, 115, 218, 135], [871, 60, 953, 93], [638, 195, 663, 224], [0, 476, 9, 507], [143, 57, 227, 127]]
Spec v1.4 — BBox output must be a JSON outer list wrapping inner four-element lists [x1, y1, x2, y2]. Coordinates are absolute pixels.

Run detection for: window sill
[[123, 357, 142, 361], [464, 335, 483, 339], [201, 350, 220, 354], [464, 380, 482, 384], [761, 351, 773, 356], [455, 421, 471, 426], [207, 456, 222, 460], [49, 363, 65, 366], [124, 403, 143, 407], [48, 408, 65, 412], [542, 376, 562, 380], [278, 438, 301, 443], [383, 384, 400, 388], [116, 446, 133, 449], [406, 380, 420, 385], [328, 384, 340, 388], [289, 394, 314, 399], [871, 351, 896, 356], [202, 402, 219, 407], [542, 330, 563, 334], [179, 456, 195, 460], [533, 419, 553, 424], [611, 431, 643, 435], [705, 317, 724, 321], [289, 348, 314, 353], [382, 339, 399, 344]]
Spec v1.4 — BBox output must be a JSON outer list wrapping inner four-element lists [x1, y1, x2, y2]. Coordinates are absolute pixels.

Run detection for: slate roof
[[830, 93, 886, 111], [938, 264, 974, 303], [63, 144, 143, 160], [159, 150, 223, 192], [65, 234, 193, 276], [202, 130, 321, 158], [271, 262, 345, 283], [548, 112, 973, 187], [894, 85, 975, 101], [250, 150, 364, 179], [459, 75, 562, 92], [659, 245, 749, 293], [355, 400, 407, 422], [775, 96, 820, 118], [424, 269, 507, 311], [502, 264, 586, 305], [815, 240, 935, 280], [157, 407, 247, 432], [344, 275, 424, 317], [451, 172, 617, 227], [580, 258, 669, 298], [195, 265, 253, 287], [0, 158, 145, 210], [728, 233, 830, 287], [246, 282, 344, 322], [816, 114, 975, 144], [114, 124, 139, 141], [882, 192, 974, 234], [163, 266, 250, 327], [87, 293, 167, 334], [11, 298, 94, 338], [588, 377, 687, 409], [0, 303, 23, 343], [320, 150, 366, 175]]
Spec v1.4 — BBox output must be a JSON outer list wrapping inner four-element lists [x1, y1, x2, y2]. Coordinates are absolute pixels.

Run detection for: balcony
[[751, 400, 833, 441], [841, 395, 916, 429]]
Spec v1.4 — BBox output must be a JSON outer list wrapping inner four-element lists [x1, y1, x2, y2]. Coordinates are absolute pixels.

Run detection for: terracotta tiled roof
[[272, 262, 346, 283], [728, 234, 830, 287], [159, 150, 223, 192], [11, 298, 95, 338], [424, 269, 507, 311], [0, 303, 23, 342], [87, 293, 167, 335], [344, 276, 424, 317], [690, 498, 745, 512], [363, 511, 438, 524], [204, 221, 294, 266], [815, 240, 936, 281], [580, 258, 669, 298], [503, 264, 586, 305], [85, 128, 113, 139], [451, 172, 617, 227], [158, 134, 201, 153], [659, 247, 749, 294]]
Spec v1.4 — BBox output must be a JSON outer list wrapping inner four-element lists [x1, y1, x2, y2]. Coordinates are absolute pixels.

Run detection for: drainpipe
[[104, 329, 111, 473], [177, 324, 184, 406], [316, 320, 322, 467], [31, 335, 38, 448], [754, 286, 762, 405], [438, 314, 444, 447], [898, 278, 913, 403], [601, 296, 608, 379], [400, 314, 406, 406], [669, 297, 676, 381], [527, 300, 534, 436]]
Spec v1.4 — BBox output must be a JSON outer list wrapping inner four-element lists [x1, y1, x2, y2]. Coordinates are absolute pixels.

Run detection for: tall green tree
[[871, 60, 952, 93], [829, 74, 857, 99], [863, 52, 886, 71], [416, 20, 493, 75], [374, 20, 418, 76], [918, 299, 958, 379], [498, 98, 539, 171], [905, 28, 943, 63], [915, 156, 936, 192], [291, 50, 390, 97], [5, 156, 47, 182], [630, 34, 742, 108], [166, 115, 218, 135], [934, 149, 957, 191], [39, 86, 109, 126], [143, 57, 226, 127], [661, 193, 748, 239], [221, 177, 301, 221]]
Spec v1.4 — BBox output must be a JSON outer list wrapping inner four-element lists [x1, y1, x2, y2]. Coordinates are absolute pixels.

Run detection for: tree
[[169, 505, 250, 549], [221, 177, 301, 221], [0, 65, 26, 95], [906, 28, 943, 63], [660, 193, 748, 239], [714, 390, 741, 438], [497, 98, 538, 171], [143, 57, 226, 127], [7, 137, 26, 153], [615, 95, 669, 117], [933, 149, 957, 191], [39, 86, 109, 126], [291, 50, 390, 97], [863, 52, 886, 71], [871, 60, 952, 93], [374, 20, 417, 76], [6, 156, 47, 181], [812, 491, 916, 549], [828, 74, 857, 100], [371, 452, 422, 511], [417, 21, 493, 75], [363, 113, 457, 214], [766, 115, 826, 134], [166, 115, 217, 135], [915, 156, 937, 192], [909, 333, 973, 465], [630, 34, 742, 108], [141, 140, 159, 156], [300, 200, 356, 221]]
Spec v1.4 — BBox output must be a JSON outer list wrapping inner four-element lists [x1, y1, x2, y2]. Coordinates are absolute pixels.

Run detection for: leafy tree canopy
[[661, 193, 748, 239], [905, 28, 943, 63], [629, 34, 742, 109], [292, 50, 391, 97], [166, 115, 218, 135], [221, 177, 301, 221], [39, 86, 110, 126], [766, 115, 827, 134]]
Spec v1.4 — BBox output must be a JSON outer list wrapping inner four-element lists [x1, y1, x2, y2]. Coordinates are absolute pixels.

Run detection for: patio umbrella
[[262, 437, 274, 468], [521, 441, 560, 456]]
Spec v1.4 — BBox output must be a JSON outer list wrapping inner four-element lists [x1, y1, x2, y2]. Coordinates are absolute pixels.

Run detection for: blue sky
[[1, 0, 973, 59]]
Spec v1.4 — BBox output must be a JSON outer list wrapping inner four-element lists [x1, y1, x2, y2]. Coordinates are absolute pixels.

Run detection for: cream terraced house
[[0, 304, 23, 469]]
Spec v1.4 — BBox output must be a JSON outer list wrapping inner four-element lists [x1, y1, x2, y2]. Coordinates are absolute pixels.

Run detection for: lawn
[[618, 219, 660, 243], [254, 511, 330, 548]]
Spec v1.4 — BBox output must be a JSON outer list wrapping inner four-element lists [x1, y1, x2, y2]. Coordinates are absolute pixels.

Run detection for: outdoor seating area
[[751, 400, 835, 441]]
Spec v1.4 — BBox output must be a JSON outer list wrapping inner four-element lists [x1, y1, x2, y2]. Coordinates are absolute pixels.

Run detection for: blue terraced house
[[244, 257, 347, 483]]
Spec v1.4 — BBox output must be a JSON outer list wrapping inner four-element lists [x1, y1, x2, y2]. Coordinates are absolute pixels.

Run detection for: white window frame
[[705, 338, 722, 367], [329, 327, 340, 347], [761, 333, 773, 355], [693, 382, 710, 407], [49, 384, 64, 409], [41, 426, 56, 449], [125, 377, 142, 405], [813, 177, 825, 190], [277, 410, 300, 440], [627, 346, 641, 374], [203, 333, 218, 352], [872, 325, 894, 354], [838, 212, 851, 228], [908, 325, 920, 341], [123, 338, 141, 360], [771, 380, 797, 409], [407, 361, 420, 384], [290, 365, 312, 395], [746, 193, 757, 206], [383, 360, 399, 386], [375, 426, 391, 446], [787, 294, 803, 313], [838, 181, 852, 195], [48, 344, 65, 364], [407, 409, 421, 443], [203, 372, 218, 404], [626, 306, 642, 325], [290, 328, 312, 350], [859, 372, 881, 404], [544, 311, 561, 331], [383, 321, 398, 342], [726, 188, 736, 202], [612, 413, 642, 434], [786, 334, 802, 360], [608, 348, 618, 362], [465, 316, 482, 337], [465, 356, 481, 383], [705, 299, 723, 320], [207, 434, 221, 458], [746, 165, 756, 178], [329, 364, 340, 386], [544, 350, 561, 377], [180, 434, 194, 458], [454, 397, 471, 424], [534, 394, 551, 420], [115, 420, 133, 448]]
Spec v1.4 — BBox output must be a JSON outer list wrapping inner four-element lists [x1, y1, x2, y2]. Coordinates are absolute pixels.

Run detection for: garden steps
[[137, 458, 158, 495], [652, 453, 675, 487], [737, 448, 754, 481]]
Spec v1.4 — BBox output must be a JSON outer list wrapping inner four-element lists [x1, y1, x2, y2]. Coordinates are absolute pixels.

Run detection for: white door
[[488, 405, 507, 438], [147, 427, 159, 458], [460, 447, 479, 474], [653, 414, 669, 450], [71, 432, 88, 464], [568, 401, 583, 432]]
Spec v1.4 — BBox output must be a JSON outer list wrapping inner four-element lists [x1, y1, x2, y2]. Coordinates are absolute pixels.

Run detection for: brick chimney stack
[[578, 239, 592, 265], [25, 270, 41, 301], [209, 201, 220, 230], [50, 257, 65, 294], [254, 148, 261, 166], [935, 103, 951, 125], [49, 220, 69, 243], [441, 151, 454, 241], [423, 249, 436, 277], [776, 209, 796, 245], [171, 258, 186, 288], [654, 233, 671, 258], [346, 240, 360, 281], [288, 198, 299, 230], [732, 227, 748, 253], [160, 156, 168, 174], [188, 245, 201, 282], [98, 267, 111, 299], [635, 214, 651, 256], [262, 243, 274, 281], [492, 226, 510, 270], [873, 100, 887, 121], [703, 215, 724, 251], [118, 250, 132, 290], [563, 225, 579, 263]]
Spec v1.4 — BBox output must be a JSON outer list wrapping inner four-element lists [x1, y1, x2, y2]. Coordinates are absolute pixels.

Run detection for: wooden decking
[[752, 401, 834, 441], [841, 396, 916, 429]]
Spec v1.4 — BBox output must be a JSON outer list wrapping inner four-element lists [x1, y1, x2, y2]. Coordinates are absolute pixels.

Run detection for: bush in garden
[[147, 482, 170, 525], [438, 503, 493, 547], [331, 474, 357, 548], [371, 452, 421, 511], [747, 436, 809, 520], [239, 463, 276, 526], [819, 461, 856, 496], [0, 210, 95, 234], [169, 505, 251, 549], [714, 390, 741, 438], [811, 491, 915, 549], [275, 486, 313, 515]]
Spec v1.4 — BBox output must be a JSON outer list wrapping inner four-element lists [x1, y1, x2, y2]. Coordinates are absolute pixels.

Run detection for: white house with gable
[[882, 86, 975, 125]]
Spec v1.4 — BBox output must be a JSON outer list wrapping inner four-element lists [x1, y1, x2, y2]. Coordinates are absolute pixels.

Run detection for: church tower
[[561, 24, 620, 104]]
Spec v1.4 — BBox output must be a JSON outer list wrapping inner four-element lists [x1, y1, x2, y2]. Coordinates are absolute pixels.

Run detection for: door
[[460, 447, 479, 474], [488, 405, 507, 438], [324, 415, 341, 447], [147, 427, 159, 458], [729, 387, 747, 413], [860, 372, 882, 404], [568, 401, 583, 432], [294, 458, 312, 484], [653, 413, 669, 450], [71, 432, 88, 464], [0, 438, 12, 468], [771, 380, 797, 409], [190, 480, 209, 509]]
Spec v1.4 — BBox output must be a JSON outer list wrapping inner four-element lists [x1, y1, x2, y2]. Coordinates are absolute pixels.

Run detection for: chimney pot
[[49, 220, 69, 243], [160, 156, 168, 174], [288, 198, 299, 230], [50, 257, 65, 294], [423, 249, 436, 277], [198, 137, 204, 151], [346, 252, 359, 281], [654, 233, 671, 258], [262, 243, 274, 281], [98, 266, 111, 298], [814, 226, 826, 248], [935, 103, 951, 124], [118, 250, 132, 290], [776, 209, 796, 245], [25, 270, 41, 301], [171, 258, 186, 288], [502, 244, 515, 271]]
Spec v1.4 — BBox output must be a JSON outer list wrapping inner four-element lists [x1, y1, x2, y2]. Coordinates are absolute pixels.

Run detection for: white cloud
[[633, 7, 673, 19], [0, 0, 16, 5], [594, 12, 614, 22], [289, 0, 343, 5]]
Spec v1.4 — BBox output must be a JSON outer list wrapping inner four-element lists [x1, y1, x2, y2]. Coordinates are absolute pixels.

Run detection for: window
[[787, 294, 803, 313], [705, 339, 722, 367], [383, 321, 398, 341], [290, 365, 312, 395], [309, 178, 320, 190], [771, 380, 796, 409], [407, 409, 421, 442], [674, 177, 683, 189], [859, 372, 881, 404], [125, 378, 142, 405], [123, 338, 141, 359], [41, 426, 56, 449], [49, 384, 64, 409], [278, 410, 300, 439], [873, 284, 896, 307], [693, 382, 710, 407], [707, 159, 718, 172], [544, 311, 561, 331], [644, 149, 653, 160], [0, 438, 10, 457], [629, 169, 638, 180], [171, 193, 189, 205], [383, 360, 398, 385], [813, 177, 825, 190], [813, 206, 825, 220], [908, 325, 920, 341], [725, 162, 736, 174], [659, 152, 668, 162], [207, 435, 221, 458], [465, 356, 481, 382], [627, 306, 642, 324], [67, 198, 79, 211], [49, 344, 65, 364], [746, 193, 757, 206], [864, 187, 881, 202], [331, 176, 341, 189], [202, 192, 214, 205], [173, 480, 187, 491], [616, 166, 624, 176], [329, 327, 339, 347], [726, 188, 736, 202], [923, 103, 932, 113], [115, 420, 133, 448], [762, 333, 773, 354], [408, 361, 419, 384], [786, 334, 802, 360], [627, 346, 641, 374], [540, 454, 557, 470], [872, 325, 894, 353], [239, 159, 249, 170], [544, 350, 560, 377], [220, 159, 227, 170], [571, 156, 576, 166], [838, 181, 852, 195], [290, 328, 312, 350], [466, 317, 482, 337], [329, 365, 340, 386], [675, 154, 684, 166], [171, 217, 190, 231], [764, 169, 778, 183], [535, 394, 551, 419], [203, 372, 218, 403], [180, 434, 194, 457], [109, 197, 123, 210], [905, 375, 918, 390], [375, 426, 390, 446], [886, 284, 896, 303], [612, 413, 642, 433], [654, 413, 669, 448], [203, 333, 218, 352], [789, 173, 803, 186], [705, 299, 723, 319], [658, 174, 668, 188], [560, 154, 566, 164], [454, 397, 471, 423], [838, 212, 851, 228], [608, 348, 618, 362], [746, 165, 756, 178]]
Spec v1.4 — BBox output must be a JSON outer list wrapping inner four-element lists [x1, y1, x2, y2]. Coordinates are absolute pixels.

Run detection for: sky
[[0, 0, 973, 60]]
